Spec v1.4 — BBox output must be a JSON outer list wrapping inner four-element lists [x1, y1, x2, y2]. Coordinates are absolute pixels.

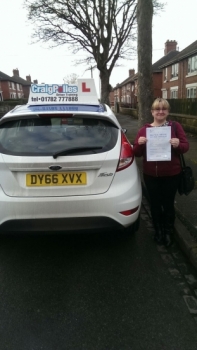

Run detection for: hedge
[[167, 98, 197, 116]]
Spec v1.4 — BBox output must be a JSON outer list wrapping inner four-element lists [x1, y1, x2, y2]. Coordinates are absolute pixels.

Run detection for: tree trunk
[[100, 70, 111, 106], [137, 0, 153, 127]]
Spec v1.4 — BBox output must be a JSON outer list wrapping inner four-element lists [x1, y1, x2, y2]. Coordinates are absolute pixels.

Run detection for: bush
[[0, 99, 27, 106]]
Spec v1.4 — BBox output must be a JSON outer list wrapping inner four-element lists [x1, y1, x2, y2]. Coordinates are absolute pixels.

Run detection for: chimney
[[33, 79, 38, 84], [164, 40, 178, 55], [129, 69, 135, 77], [26, 75, 31, 82], [13, 69, 19, 77]]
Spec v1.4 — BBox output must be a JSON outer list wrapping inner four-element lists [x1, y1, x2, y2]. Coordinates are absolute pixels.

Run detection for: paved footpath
[[116, 113, 197, 271]]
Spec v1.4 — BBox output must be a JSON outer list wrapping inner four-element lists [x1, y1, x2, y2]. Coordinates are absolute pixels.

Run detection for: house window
[[187, 87, 197, 98], [126, 95, 131, 104], [171, 90, 178, 99], [188, 55, 197, 74], [171, 64, 178, 78], [170, 87, 178, 99], [162, 90, 167, 99], [186, 83, 197, 98], [10, 92, 17, 99]]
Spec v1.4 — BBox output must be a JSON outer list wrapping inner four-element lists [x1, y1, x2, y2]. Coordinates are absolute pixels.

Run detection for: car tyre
[[124, 214, 140, 235]]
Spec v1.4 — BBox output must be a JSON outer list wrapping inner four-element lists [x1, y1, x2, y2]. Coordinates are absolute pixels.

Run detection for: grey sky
[[0, 0, 197, 95]]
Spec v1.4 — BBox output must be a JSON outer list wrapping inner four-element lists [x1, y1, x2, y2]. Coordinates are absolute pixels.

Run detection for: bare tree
[[25, 0, 164, 105], [137, 0, 153, 126], [63, 73, 79, 84]]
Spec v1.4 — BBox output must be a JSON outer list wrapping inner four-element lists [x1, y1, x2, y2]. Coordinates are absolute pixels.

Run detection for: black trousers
[[143, 173, 181, 230]]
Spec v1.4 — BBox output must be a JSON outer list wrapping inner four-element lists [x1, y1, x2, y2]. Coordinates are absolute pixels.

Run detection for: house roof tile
[[0, 71, 14, 81], [0, 70, 31, 86], [159, 40, 197, 68], [11, 75, 31, 86], [117, 75, 135, 87], [152, 50, 179, 71], [118, 50, 180, 83]]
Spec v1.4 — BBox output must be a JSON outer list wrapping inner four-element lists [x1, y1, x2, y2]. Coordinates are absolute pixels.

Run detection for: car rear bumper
[[0, 194, 141, 233], [0, 216, 126, 233], [0, 165, 142, 233]]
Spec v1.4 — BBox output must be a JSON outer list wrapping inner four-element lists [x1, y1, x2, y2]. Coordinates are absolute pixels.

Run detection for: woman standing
[[133, 98, 189, 246]]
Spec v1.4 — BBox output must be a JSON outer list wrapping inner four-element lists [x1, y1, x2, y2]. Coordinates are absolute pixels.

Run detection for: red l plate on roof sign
[[82, 82, 91, 92]]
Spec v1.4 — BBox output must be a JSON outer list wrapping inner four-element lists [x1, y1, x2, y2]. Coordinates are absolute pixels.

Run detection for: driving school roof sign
[[28, 78, 99, 105]]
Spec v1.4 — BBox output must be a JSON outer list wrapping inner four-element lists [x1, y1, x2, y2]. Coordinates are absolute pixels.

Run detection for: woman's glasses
[[153, 108, 168, 111]]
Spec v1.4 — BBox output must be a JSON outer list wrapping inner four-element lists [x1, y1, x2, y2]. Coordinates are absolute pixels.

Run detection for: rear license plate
[[26, 172, 87, 186]]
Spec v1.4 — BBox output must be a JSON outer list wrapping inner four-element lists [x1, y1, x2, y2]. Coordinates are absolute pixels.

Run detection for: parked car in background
[[0, 79, 142, 234]]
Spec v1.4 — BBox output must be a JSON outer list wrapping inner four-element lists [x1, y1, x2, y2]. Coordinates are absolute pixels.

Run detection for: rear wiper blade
[[53, 146, 103, 159]]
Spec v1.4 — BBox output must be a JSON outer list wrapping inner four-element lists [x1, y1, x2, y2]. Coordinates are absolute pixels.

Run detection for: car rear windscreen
[[0, 116, 118, 156]]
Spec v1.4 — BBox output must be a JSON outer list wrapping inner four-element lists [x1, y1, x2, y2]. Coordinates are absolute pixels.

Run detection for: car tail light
[[116, 131, 134, 172], [119, 207, 139, 216]]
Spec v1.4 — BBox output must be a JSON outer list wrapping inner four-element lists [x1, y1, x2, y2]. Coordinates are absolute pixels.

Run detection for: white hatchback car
[[0, 79, 142, 234]]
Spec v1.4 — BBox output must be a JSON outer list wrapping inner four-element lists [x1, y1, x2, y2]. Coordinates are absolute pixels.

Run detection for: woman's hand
[[138, 136, 147, 145], [170, 138, 180, 148]]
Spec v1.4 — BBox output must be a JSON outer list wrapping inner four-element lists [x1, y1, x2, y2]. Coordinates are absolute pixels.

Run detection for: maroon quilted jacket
[[133, 121, 189, 177]]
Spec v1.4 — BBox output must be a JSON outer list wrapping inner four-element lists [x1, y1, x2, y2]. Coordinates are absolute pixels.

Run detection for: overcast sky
[[0, 0, 197, 95]]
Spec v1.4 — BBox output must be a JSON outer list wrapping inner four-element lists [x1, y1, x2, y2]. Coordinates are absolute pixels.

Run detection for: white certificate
[[146, 126, 171, 161]]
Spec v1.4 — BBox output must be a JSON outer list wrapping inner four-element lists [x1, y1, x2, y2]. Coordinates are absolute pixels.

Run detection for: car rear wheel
[[124, 214, 140, 235]]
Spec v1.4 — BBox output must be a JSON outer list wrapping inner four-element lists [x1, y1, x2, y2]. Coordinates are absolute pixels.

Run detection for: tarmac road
[[0, 203, 197, 350], [0, 113, 197, 349]]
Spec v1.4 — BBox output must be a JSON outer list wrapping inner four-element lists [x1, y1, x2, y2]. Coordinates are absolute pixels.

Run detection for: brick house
[[12, 69, 34, 99], [110, 40, 179, 106], [132, 40, 179, 102], [110, 69, 136, 107], [0, 69, 37, 101], [121, 69, 136, 107], [159, 40, 197, 99], [151, 41, 179, 98], [0, 71, 22, 100], [110, 83, 121, 106]]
